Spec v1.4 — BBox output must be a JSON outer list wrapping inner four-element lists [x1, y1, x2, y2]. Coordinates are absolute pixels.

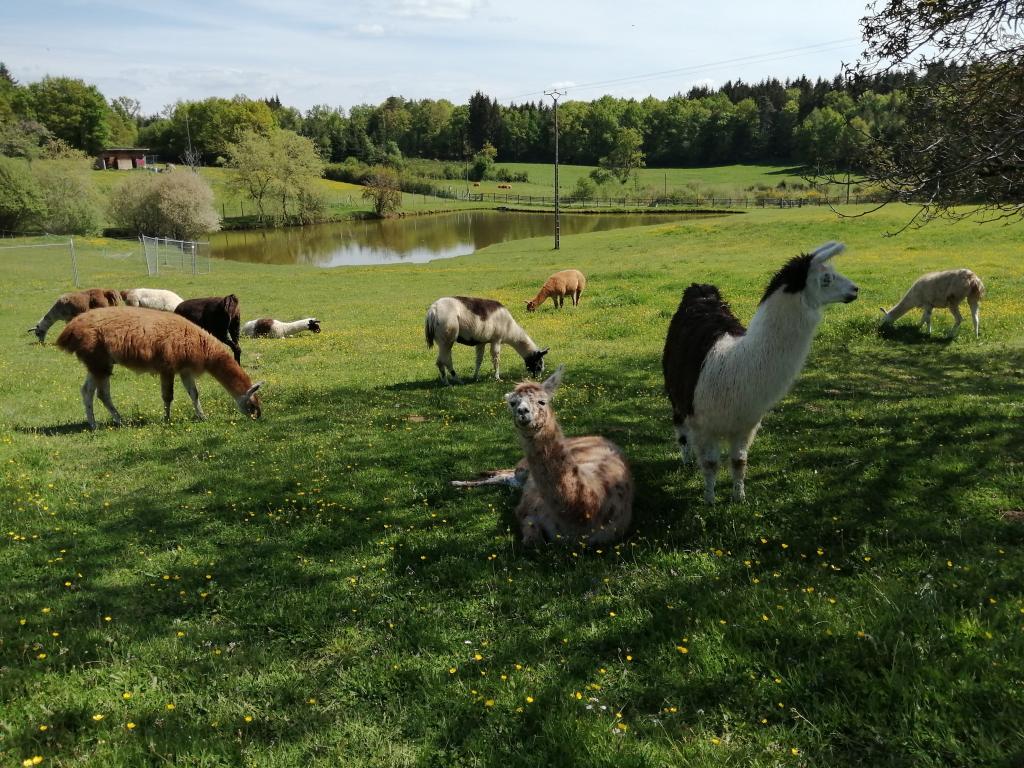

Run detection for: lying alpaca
[[662, 241, 858, 504], [525, 269, 587, 311], [241, 317, 321, 338], [121, 288, 184, 312], [880, 268, 985, 338], [424, 296, 548, 383], [174, 295, 242, 363], [29, 288, 122, 343], [504, 366, 633, 545], [56, 307, 263, 429]]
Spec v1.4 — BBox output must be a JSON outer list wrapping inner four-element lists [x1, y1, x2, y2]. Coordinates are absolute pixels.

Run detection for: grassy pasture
[[1, 205, 1022, 767]]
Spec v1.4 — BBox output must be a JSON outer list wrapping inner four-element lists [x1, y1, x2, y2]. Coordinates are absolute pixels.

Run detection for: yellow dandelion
[[484, 699, 495, 707], [126, 722, 136, 730], [165, 703, 175, 711], [526, 696, 534, 703], [19, 618, 26, 625], [122, 692, 132, 700], [244, 715, 253, 723], [626, 654, 633, 662], [762, 614, 769, 621], [791, 747, 800, 755], [37, 653, 47, 660], [448, 667, 457, 674], [474, 653, 483, 661], [38, 725, 48, 732], [711, 737, 721, 745], [91, 713, 104, 721], [104, 616, 111, 622], [609, 611, 616, 617], [616, 722, 628, 731], [676, 645, 688, 654], [176, 631, 185, 637]]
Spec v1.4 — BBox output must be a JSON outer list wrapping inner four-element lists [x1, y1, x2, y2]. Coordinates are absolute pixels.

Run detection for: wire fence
[[140, 235, 211, 276], [0, 236, 80, 286]]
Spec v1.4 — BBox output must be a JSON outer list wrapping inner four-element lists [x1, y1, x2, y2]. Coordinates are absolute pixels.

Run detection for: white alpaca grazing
[[242, 317, 321, 338], [121, 288, 184, 312], [880, 269, 985, 338], [424, 296, 548, 384], [662, 242, 858, 504]]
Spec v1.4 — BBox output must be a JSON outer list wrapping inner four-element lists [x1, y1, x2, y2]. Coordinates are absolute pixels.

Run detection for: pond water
[[209, 211, 716, 267]]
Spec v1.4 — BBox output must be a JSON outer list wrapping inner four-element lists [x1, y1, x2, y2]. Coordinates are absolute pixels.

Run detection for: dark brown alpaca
[[56, 307, 263, 429], [174, 295, 243, 363]]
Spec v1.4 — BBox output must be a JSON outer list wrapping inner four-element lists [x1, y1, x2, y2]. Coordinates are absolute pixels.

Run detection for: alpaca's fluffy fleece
[[56, 307, 262, 428], [174, 295, 243, 363], [121, 288, 185, 312], [30, 288, 122, 343], [241, 317, 321, 338]]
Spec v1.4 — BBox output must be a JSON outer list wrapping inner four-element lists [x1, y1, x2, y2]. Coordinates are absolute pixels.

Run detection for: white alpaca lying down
[[880, 269, 985, 338], [242, 317, 321, 338]]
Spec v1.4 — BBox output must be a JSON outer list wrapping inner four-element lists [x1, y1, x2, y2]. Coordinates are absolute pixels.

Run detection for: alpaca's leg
[[574, 288, 582, 306], [95, 375, 122, 427], [969, 297, 981, 337], [947, 302, 963, 337], [179, 372, 205, 421], [673, 419, 693, 466], [515, 489, 548, 546], [729, 428, 757, 503], [491, 341, 502, 380], [161, 372, 174, 421], [696, 440, 720, 505], [81, 374, 98, 430], [919, 306, 933, 333], [473, 344, 485, 381]]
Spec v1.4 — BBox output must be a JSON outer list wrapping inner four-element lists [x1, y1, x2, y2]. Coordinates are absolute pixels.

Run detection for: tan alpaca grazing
[[56, 307, 263, 429], [504, 366, 633, 545], [30, 288, 123, 343], [525, 269, 586, 311]]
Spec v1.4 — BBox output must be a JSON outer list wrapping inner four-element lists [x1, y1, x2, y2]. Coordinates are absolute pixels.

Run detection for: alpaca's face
[[807, 261, 859, 307], [236, 382, 264, 420], [504, 385, 552, 432]]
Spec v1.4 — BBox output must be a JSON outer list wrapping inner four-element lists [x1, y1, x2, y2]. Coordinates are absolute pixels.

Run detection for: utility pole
[[544, 88, 565, 250]]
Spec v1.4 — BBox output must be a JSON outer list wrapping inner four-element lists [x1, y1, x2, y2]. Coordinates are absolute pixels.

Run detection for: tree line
[[0, 61, 945, 173]]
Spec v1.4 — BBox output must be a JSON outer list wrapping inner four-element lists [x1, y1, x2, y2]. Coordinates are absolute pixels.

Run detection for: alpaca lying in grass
[[241, 317, 321, 338], [30, 288, 122, 343], [120, 288, 184, 312], [525, 269, 587, 311], [880, 268, 985, 338], [454, 366, 633, 546], [662, 242, 858, 504], [56, 307, 263, 429], [425, 296, 548, 383]]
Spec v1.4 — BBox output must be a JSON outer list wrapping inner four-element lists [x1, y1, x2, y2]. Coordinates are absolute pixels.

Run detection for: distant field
[[2, 205, 1022, 767], [406, 160, 815, 199]]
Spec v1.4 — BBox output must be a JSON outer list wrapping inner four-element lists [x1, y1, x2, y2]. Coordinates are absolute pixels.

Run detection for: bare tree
[[842, 1, 1024, 228]]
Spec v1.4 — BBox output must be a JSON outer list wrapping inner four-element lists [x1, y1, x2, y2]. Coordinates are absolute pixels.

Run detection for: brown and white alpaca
[[425, 296, 548, 383], [241, 317, 321, 338], [56, 307, 263, 429], [29, 288, 123, 343], [504, 366, 633, 546], [525, 269, 587, 311]]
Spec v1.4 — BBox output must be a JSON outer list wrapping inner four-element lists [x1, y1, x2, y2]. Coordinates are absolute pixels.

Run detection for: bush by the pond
[[109, 168, 221, 239]]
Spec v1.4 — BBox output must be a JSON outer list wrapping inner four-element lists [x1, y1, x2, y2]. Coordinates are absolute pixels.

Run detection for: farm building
[[96, 147, 151, 170]]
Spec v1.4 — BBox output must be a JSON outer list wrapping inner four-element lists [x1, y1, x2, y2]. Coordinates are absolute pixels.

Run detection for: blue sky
[[0, 0, 868, 114]]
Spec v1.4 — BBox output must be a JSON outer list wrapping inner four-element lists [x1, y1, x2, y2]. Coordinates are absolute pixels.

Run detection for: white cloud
[[389, 0, 483, 21], [355, 23, 385, 36]]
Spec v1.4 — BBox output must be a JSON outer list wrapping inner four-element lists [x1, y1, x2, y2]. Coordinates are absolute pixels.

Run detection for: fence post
[[69, 237, 79, 287], [191, 242, 197, 276]]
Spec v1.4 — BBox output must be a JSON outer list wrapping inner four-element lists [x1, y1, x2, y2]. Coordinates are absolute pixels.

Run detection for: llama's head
[[28, 325, 44, 343], [234, 382, 264, 420], [761, 242, 859, 309], [308, 318, 322, 333], [523, 347, 549, 377], [525, 300, 538, 312], [505, 365, 564, 432]]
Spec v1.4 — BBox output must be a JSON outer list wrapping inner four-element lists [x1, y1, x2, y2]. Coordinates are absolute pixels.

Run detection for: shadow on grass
[[6, 335, 1024, 767]]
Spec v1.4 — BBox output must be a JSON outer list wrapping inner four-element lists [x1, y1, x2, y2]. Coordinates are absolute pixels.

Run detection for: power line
[[501, 37, 861, 102]]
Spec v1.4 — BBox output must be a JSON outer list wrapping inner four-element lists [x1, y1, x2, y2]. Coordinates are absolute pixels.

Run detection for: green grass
[[406, 160, 813, 199], [2, 205, 1023, 767]]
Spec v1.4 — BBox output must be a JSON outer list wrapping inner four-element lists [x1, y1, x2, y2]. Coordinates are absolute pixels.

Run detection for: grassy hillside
[[1, 205, 1022, 767]]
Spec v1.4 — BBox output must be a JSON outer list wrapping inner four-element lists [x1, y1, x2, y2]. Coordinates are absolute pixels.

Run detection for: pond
[[209, 211, 717, 267]]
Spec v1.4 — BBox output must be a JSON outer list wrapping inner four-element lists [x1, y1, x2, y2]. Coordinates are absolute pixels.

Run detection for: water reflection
[[210, 211, 713, 267]]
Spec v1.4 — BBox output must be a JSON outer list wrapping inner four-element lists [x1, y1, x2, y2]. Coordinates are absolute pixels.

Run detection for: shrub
[[0, 156, 45, 233], [34, 162, 102, 234], [361, 167, 402, 217], [572, 176, 596, 202], [109, 169, 221, 239]]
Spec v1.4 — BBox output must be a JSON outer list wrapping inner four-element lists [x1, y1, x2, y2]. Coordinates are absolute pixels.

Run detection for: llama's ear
[[542, 364, 565, 395], [811, 241, 845, 264], [245, 382, 264, 399], [879, 307, 887, 314], [539, 347, 550, 357], [503, 392, 514, 403]]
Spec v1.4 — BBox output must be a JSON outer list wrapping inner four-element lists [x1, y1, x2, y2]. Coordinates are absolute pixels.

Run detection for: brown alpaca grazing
[[56, 307, 263, 429], [504, 366, 633, 545], [30, 288, 123, 343], [525, 269, 587, 311]]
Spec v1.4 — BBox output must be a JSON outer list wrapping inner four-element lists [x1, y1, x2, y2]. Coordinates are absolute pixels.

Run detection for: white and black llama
[[662, 241, 858, 504]]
